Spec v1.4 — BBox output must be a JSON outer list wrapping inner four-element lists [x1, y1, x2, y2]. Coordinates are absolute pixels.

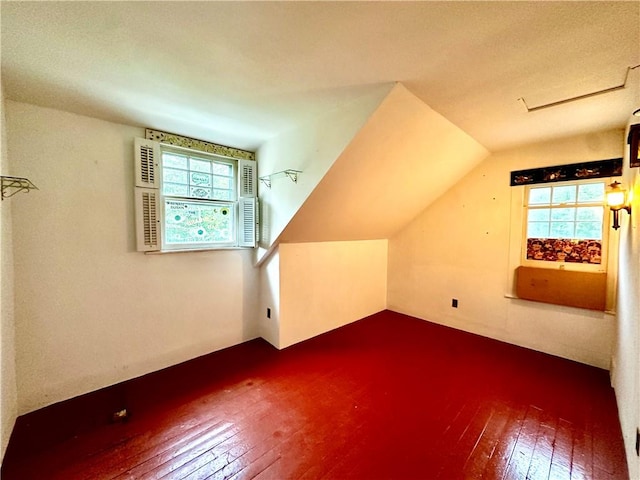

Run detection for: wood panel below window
[[516, 266, 607, 311]]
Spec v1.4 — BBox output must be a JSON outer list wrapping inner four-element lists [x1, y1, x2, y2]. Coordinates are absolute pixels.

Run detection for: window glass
[[575, 222, 601, 239], [163, 153, 188, 169], [164, 200, 234, 245], [576, 207, 602, 222], [164, 168, 188, 185], [190, 172, 212, 188], [212, 189, 233, 201], [163, 183, 189, 196], [528, 187, 551, 205], [160, 150, 238, 247], [527, 222, 550, 238], [577, 183, 604, 203], [189, 187, 212, 199], [528, 209, 550, 222], [550, 208, 575, 222], [162, 151, 235, 202], [551, 185, 576, 205], [212, 163, 233, 176], [212, 176, 232, 190], [550, 221, 574, 238], [189, 158, 211, 173], [524, 181, 606, 265]]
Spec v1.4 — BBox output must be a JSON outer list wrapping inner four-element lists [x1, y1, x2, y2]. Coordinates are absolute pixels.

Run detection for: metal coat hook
[[1, 176, 38, 200], [259, 170, 302, 189]]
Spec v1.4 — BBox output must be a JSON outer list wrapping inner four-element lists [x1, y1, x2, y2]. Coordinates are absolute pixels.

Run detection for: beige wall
[[388, 130, 624, 369], [612, 119, 640, 480], [281, 84, 489, 243], [6, 101, 259, 414], [0, 83, 18, 461], [279, 240, 387, 348]]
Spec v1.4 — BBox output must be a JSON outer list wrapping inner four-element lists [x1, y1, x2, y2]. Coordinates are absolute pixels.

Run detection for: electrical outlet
[[452, 299, 458, 308], [267, 308, 271, 319]]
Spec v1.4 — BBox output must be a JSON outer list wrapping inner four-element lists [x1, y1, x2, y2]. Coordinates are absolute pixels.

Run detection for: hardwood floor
[[1, 310, 628, 479]]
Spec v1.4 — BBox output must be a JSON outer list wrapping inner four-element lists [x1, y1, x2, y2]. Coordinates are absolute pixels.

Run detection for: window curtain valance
[[510, 158, 622, 186]]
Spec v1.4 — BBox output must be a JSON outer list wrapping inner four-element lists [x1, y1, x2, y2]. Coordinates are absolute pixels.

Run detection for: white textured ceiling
[[2, 1, 639, 152]]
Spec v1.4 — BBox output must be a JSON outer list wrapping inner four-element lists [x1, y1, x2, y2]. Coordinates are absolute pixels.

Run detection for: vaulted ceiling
[[2, 2, 639, 152]]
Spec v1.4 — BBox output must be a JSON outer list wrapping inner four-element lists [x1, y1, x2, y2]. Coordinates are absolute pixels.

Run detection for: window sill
[[145, 247, 253, 255], [503, 293, 615, 315]]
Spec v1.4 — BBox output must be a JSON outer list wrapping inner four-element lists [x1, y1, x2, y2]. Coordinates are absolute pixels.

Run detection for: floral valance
[[145, 129, 255, 161]]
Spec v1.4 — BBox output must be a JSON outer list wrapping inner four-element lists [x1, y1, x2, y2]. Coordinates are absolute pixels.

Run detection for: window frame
[[134, 137, 257, 253], [159, 146, 239, 251], [521, 178, 610, 273]]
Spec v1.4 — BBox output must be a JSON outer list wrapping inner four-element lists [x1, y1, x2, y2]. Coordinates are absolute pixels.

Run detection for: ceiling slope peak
[[280, 84, 489, 243]]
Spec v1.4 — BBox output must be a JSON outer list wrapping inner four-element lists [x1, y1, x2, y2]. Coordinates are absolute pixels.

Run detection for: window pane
[[190, 187, 212, 199], [576, 207, 603, 222], [164, 200, 234, 244], [525, 181, 606, 264], [528, 222, 549, 238], [212, 175, 232, 189], [163, 153, 188, 169], [212, 189, 233, 201], [190, 172, 212, 187], [577, 183, 605, 203], [551, 185, 576, 205], [190, 158, 211, 173], [163, 183, 189, 196], [212, 162, 232, 177], [163, 168, 188, 185], [528, 187, 551, 205], [576, 222, 602, 240], [550, 221, 574, 238], [528, 208, 550, 222], [551, 208, 575, 221]]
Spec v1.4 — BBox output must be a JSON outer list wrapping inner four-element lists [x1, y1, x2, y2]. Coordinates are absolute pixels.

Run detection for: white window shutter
[[135, 137, 161, 189], [134, 187, 162, 252], [238, 159, 257, 198], [238, 197, 257, 248]]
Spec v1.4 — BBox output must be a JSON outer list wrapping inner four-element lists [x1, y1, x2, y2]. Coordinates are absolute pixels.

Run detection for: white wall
[[0, 83, 18, 462], [278, 240, 387, 348], [256, 84, 392, 258], [388, 130, 623, 369], [258, 247, 280, 348], [612, 119, 640, 480], [6, 101, 259, 414]]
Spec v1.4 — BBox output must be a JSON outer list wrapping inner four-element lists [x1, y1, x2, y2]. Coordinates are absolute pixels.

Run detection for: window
[[524, 180, 607, 268], [134, 138, 257, 252]]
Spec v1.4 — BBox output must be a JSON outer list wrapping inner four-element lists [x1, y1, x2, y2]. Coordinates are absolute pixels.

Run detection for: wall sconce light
[[606, 181, 632, 230]]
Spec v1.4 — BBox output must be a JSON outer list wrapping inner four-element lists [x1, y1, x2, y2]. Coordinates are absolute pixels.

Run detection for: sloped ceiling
[[279, 84, 489, 243], [1, 2, 638, 152], [257, 84, 394, 251]]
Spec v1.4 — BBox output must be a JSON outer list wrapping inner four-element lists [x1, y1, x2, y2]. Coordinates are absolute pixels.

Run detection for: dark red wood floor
[[1, 310, 628, 479]]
